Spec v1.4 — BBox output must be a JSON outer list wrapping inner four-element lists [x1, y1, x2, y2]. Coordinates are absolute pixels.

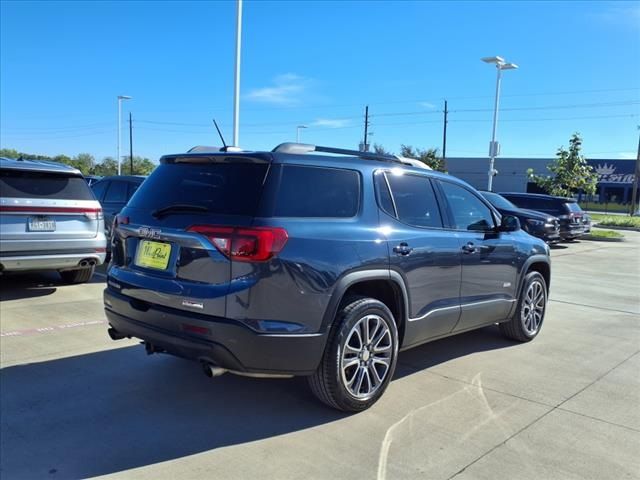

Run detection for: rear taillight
[[115, 214, 129, 226], [187, 225, 288, 262]]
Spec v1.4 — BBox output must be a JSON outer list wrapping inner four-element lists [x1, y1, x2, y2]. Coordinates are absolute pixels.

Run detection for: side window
[[272, 165, 360, 217], [104, 180, 128, 203], [385, 173, 443, 228], [128, 182, 141, 200], [440, 181, 495, 232], [91, 180, 108, 201], [374, 171, 395, 217]]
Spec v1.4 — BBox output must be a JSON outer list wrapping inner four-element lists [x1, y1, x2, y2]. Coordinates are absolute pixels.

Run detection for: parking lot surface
[[1, 233, 639, 480]]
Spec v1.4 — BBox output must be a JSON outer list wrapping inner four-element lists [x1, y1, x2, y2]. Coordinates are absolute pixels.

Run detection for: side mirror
[[500, 215, 521, 232]]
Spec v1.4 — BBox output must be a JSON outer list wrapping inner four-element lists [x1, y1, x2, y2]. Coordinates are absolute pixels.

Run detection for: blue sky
[[1, 0, 639, 163]]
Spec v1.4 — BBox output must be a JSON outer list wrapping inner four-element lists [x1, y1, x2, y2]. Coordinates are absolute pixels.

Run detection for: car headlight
[[526, 219, 544, 227]]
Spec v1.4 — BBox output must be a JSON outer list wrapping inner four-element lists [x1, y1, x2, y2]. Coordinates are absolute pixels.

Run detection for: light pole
[[117, 95, 132, 176], [481, 56, 518, 191], [232, 0, 242, 147], [296, 125, 307, 143]]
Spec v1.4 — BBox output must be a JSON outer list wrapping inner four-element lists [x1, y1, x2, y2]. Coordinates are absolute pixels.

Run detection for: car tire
[[499, 271, 547, 342], [308, 297, 398, 412], [59, 266, 95, 284]]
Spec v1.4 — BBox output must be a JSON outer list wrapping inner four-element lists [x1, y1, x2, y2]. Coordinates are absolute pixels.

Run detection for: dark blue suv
[[104, 143, 551, 411]]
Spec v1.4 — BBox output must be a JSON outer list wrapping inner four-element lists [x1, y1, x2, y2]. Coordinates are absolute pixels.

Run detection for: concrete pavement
[[1, 233, 639, 479]]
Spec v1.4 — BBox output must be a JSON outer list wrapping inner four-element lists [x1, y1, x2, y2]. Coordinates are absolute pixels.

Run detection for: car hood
[[495, 207, 556, 222]]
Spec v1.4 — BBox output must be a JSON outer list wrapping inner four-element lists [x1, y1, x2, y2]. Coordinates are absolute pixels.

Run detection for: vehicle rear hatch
[[108, 153, 273, 319], [0, 169, 101, 252], [564, 201, 584, 225]]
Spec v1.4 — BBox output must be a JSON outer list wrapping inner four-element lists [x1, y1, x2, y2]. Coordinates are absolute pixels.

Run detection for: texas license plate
[[28, 217, 56, 232], [135, 240, 172, 270]]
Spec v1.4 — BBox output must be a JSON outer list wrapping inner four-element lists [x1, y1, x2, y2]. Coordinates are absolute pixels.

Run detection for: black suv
[[480, 191, 561, 244], [104, 144, 551, 411], [500, 193, 586, 241]]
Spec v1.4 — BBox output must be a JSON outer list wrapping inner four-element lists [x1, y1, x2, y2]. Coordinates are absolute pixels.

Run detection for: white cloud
[[245, 74, 310, 105], [418, 101, 436, 109], [310, 118, 351, 128], [590, 5, 640, 28], [618, 152, 637, 159]]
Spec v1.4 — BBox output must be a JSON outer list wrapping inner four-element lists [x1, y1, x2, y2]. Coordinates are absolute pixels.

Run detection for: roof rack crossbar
[[272, 142, 403, 164]]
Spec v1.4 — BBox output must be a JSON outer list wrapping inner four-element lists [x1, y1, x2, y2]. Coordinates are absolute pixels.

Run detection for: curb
[[581, 234, 625, 243], [592, 223, 640, 232]]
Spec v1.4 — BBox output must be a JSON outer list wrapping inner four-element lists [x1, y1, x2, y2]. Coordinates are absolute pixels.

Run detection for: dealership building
[[446, 157, 639, 206]]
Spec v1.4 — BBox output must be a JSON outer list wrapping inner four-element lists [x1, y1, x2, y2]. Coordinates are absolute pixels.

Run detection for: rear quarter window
[[269, 165, 360, 218], [0, 170, 94, 200]]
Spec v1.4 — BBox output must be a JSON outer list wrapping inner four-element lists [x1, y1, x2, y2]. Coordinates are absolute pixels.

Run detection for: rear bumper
[[0, 251, 106, 271], [103, 288, 327, 376], [560, 224, 585, 239]]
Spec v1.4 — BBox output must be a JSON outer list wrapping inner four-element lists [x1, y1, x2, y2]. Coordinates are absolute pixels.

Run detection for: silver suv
[[0, 157, 106, 283]]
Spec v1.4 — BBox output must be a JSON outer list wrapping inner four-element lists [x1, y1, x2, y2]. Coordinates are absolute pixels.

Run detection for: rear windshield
[[128, 162, 269, 216], [269, 165, 360, 218], [0, 170, 94, 200]]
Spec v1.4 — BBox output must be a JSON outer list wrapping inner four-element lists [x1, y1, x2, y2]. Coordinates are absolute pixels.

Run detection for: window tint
[[129, 162, 268, 216], [272, 165, 360, 217], [440, 181, 495, 231], [104, 180, 128, 203], [385, 173, 442, 228], [128, 182, 141, 200], [0, 170, 94, 200], [374, 171, 395, 217], [91, 180, 108, 201]]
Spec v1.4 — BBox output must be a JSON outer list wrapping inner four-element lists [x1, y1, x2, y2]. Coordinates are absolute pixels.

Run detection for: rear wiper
[[152, 204, 210, 218]]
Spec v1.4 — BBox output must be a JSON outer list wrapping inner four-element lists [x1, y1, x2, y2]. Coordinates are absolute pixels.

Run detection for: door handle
[[393, 243, 413, 256], [462, 242, 478, 254]]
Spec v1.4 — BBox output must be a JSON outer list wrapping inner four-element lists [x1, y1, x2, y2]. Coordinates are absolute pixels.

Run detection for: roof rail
[[272, 142, 404, 164]]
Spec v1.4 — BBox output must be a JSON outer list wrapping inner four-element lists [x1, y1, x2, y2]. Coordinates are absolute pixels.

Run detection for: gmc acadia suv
[[104, 144, 551, 411]]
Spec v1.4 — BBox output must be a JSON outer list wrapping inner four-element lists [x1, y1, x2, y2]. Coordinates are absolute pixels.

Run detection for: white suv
[[0, 157, 106, 283]]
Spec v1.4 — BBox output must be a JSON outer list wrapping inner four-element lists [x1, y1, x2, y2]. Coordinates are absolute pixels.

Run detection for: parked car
[[479, 191, 561, 244], [500, 193, 586, 241], [104, 144, 551, 411], [91, 175, 145, 242], [0, 157, 106, 283], [84, 175, 103, 187], [582, 212, 592, 234]]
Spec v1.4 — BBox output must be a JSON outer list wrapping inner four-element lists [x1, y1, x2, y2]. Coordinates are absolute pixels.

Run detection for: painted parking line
[[0, 319, 107, 338]]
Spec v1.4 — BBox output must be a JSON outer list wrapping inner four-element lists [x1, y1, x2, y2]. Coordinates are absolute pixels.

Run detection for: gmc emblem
[[138, 227, 161, 239]]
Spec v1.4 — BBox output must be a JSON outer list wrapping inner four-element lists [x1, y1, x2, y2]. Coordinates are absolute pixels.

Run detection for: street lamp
[[232, 0, 242, 147], [296, 125, 308, 143], [481, 56, 518, 191], [117, 95, 132, 176]]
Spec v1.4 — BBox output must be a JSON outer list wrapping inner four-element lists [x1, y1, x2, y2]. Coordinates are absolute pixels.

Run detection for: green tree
[[400, 145, 444, 171], [91, 157, 118, 176], [373, 144, 393, 155], [528, 133, 597, 197], [72, 153, 95, 175], [130, 156, 156, 175]]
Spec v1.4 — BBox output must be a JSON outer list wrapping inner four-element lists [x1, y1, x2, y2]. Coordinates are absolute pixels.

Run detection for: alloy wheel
[[340, 314, 393, 398]]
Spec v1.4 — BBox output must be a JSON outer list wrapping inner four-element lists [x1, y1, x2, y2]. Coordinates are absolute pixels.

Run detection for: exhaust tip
[[202, 363, 227, 378], [108, 327, 126, 341]]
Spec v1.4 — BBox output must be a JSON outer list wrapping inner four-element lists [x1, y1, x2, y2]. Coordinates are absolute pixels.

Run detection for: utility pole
[[442, 99, 448, 171], [631, 126, 640, 216], [129, 112, 134, 175], [361, 105, 370, 152]]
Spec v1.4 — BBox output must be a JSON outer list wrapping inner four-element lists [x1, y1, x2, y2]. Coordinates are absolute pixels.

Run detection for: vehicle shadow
[[395, 325, 516, 378], [0, 271, 104, 301], [0, 346, 344, 479], [0, 327, 515, 479]]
